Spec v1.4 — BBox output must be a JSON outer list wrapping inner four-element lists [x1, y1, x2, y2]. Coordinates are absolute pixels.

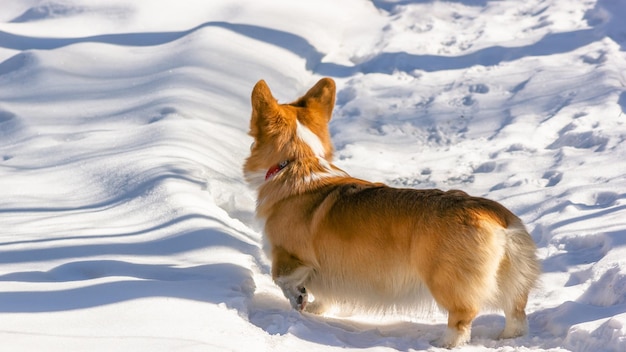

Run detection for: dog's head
[[243, 78, 337, 188]]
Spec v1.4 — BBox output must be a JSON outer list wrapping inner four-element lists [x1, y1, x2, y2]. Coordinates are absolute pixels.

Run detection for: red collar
[[265, 160, 290, 180]]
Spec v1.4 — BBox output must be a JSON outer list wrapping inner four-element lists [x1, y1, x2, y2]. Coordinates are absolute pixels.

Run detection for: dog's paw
[[295, 286, 308, 311], [433, 327, 471, 349], [283, 286, 308, 311]]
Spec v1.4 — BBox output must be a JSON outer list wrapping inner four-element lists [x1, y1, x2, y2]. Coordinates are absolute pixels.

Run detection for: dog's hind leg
[[499, 296, 528, 339], [436, 306, 478, 348], [497, 224, 539, 339], [271, 246, 313, 311]]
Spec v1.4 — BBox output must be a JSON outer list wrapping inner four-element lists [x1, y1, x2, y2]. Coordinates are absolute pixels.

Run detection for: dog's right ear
[[250, 79, 282, 137]]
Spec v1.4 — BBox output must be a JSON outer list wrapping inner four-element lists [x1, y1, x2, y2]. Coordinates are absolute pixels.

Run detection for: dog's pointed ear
[[251, 79, 278, 115], [250, 79, 282, 137], [295, 77, 336, 121]]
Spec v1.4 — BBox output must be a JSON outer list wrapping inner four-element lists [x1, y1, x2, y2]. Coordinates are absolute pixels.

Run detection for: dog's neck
[[256, 157, 353, 219], [265, 160, 291, 181]]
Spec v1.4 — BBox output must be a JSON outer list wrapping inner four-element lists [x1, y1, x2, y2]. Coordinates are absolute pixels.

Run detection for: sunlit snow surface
[[0, 0, 625, 351]]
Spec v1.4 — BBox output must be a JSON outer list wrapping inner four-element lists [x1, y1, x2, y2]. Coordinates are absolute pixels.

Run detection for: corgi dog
[[243, 77, 540, 348]]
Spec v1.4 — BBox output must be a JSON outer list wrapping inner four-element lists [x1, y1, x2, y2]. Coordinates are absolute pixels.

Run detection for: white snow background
[[1, 0, 625, 351]]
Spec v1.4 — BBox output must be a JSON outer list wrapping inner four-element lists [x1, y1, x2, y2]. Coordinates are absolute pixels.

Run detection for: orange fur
[[243, 78, 540, 348]]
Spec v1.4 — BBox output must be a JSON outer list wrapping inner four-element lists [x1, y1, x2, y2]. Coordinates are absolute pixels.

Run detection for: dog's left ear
[[294, 78, 336, 121]]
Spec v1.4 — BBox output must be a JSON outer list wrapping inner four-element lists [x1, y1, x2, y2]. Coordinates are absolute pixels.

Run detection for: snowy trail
[[1, 0, 625, 351]]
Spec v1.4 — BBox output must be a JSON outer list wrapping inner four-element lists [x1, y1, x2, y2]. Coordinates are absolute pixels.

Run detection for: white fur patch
[[303, 158, 348, 183], [296, 120, 326, 158], [245, 170, 267, 190]]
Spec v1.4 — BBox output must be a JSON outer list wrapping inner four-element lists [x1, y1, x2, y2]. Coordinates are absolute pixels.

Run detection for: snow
[[0, 0, 625, 351]]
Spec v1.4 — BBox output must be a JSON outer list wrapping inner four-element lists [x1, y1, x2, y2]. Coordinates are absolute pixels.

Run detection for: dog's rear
[[296, 185, 539, 347], [243, 77, 540, 348]]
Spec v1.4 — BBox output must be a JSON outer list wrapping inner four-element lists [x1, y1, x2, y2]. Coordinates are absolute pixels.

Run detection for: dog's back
[[283, 182, 538, 312]]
